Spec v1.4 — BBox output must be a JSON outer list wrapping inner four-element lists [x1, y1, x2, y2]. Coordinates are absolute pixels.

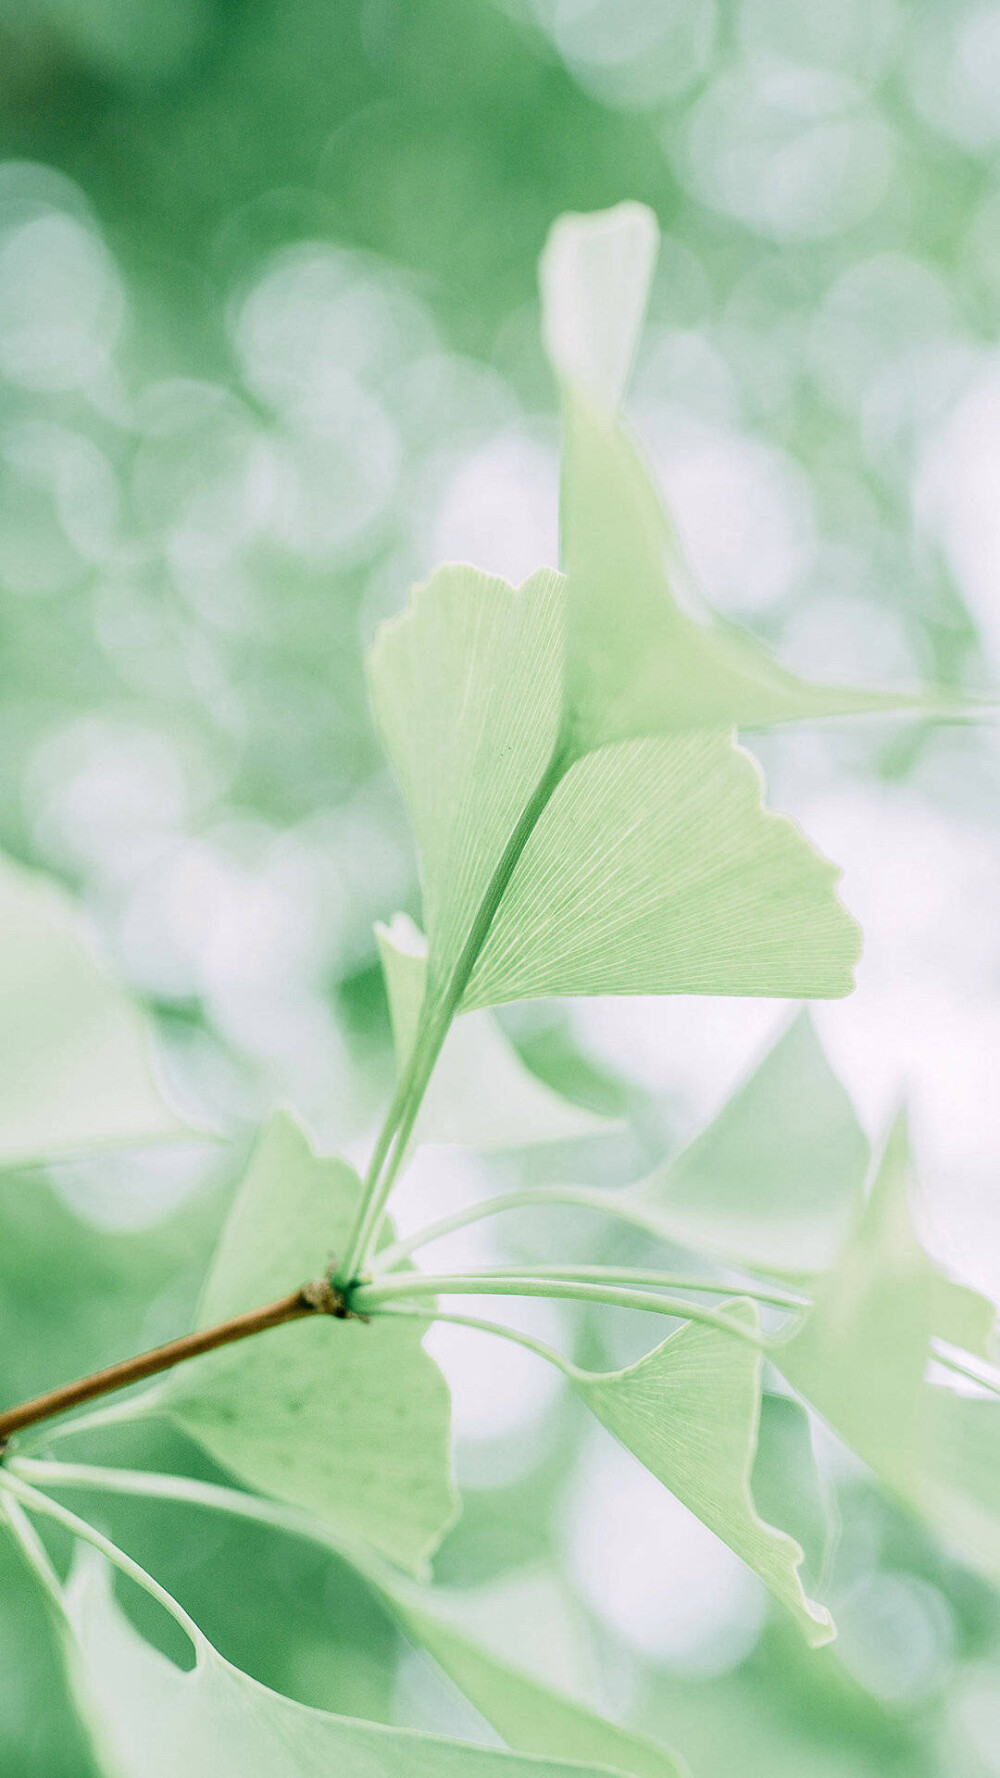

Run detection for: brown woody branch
[[0, 1275, 353, 1449]]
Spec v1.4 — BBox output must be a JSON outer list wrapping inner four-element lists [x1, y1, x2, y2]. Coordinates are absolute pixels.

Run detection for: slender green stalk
[[352, 1271, 765, 1346], [338, 743, 570, 1283], [370, 1185, 613, 1270], [15, 1392, 166, 1455], [6, 1456, 372, 1566], [0, 1491, 64, 1607], [932, 1344, 1000, 1399], [409, 1262, 807, 1310], [362, 1303, 575, 1372], [0, 1469, 201, 1641], [372, 1208, 808, 1311]]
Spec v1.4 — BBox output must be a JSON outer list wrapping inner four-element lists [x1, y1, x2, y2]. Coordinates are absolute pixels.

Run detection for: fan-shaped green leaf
[[373, 1564, 687, 1778], [540, 206, 924, 756], [368, 563, 564, 1005], [159, 1111, 457, 1575], [462, 731, 859, 1008], [64, 1551, 651, 1778], [569, 1299, 833, 1646], [0, 851, 187, 1167], [612, 1013, 869, 1274], [377, 915, 613, 1148], [920, 1387, 1000, 1586], [539, 201, 657, 411], [775, 1115, 996, 1491], [751, 1393, 834, 1588]]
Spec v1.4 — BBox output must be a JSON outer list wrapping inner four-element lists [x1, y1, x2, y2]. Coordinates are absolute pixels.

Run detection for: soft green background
[[2, 3, 1000, 1774]]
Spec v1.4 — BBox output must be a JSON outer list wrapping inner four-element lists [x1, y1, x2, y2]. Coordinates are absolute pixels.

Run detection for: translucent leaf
[[64, 1553, 646, 1778], [367, 564, 563, 1004], [540, 205, 925, 756], [920, 1387, 1000, 1585], [0, 1509, 102, 1777], [462, 731, 859, 1008], [613, 1013, 869, 1274], [558, 392, 920, 756], [775, 1115, 996, 1491], [569, 1299, 834, 1646], [539, 202, 658, 411], [0, 851, 186, 1166], [775, 1117, 935, 1489], [751, 1393, 834, 1588], [369, 568, 859, 1016], [160, 1111, 458, 1575], [377, 914, 615, 1149], [372, 1564, 688, 1778]]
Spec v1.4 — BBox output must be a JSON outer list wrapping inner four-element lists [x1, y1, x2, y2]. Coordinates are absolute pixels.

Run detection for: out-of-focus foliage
[[3, 2, 1000, 1774]]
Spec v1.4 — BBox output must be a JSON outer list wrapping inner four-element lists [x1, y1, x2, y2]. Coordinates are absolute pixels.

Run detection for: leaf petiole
[[337, 742, 571, 1283], [352, 1270, 767, 1346]]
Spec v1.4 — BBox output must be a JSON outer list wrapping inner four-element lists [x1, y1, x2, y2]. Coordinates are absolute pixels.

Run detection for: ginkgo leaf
[[775, 1116, 936, 1490], [462, 730, 859, 1008], [775, 1114, 996, 1492], [367, 1561, 687, 1778], [64, 1551, 646, 1778], [539, 202, 658, 412], [369, 567, 860, 1020], [377, 915, 614, 1149], [0, 1505, 100, 1776], [751, 1393, 834, 1587], [0, 850, 187, 1167], [558, 392, 920, 757], [540, 205, 925, 756], [368, 563, 564, 1006], [158, 1111, 458, 1575], [920, 1386, 1000, 1586], [568, 1299, 833, 1646], [610, 1012, 869, 1274]]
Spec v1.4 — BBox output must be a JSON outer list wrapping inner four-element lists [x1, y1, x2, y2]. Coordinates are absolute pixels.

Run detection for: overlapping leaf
[[608, 1013, 870, 1274], [461, 731, 859, 1008], [568, 1299, 834, 1646], [542, 205, 924, 756], [774, 1115, 997, 1510], [377, 915, 612, 1148], [368, 563, 564, 1006], [0, 850, 187, 1166], [365, 207, 911, 1022], [64, 1550, 656, 1778], [370, 1562, 687, 1778], [158, 1111, 457, 1574], [371, 567, 863, 1013]]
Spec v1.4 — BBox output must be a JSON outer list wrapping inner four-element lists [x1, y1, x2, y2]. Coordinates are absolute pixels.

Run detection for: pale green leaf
[[775, 1116, 934, 1490], [920, 1387, 1000, 1586], [377, 914, 615, 1148], [64, 1553, 647, 1778], [369, 564, 859, 1017], [751, 1393, 834, 1587], [381, 1569, 688, 1778], [613, 1012, 869, 1274], [0, 850, 187, 1167], [539, 202, 658, 411], [930, 1272, 997, 1363], [160, 1111, 458, 1575], [569, 1299, 834, 1646], [775, 1114, 996, 1492], [462, 730, 859, 1008], [367, 563, 563, 1005], [540, 205, 924, 756], [558, 392, 919, 756]]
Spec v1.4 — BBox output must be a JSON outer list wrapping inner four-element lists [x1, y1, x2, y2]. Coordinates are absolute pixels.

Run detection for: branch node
[[300, 1272, 367, 1322]]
